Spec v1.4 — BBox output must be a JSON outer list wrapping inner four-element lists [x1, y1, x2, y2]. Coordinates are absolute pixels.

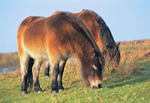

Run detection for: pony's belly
[[28, 50, 48, 60], [23, 40, 48, 59]]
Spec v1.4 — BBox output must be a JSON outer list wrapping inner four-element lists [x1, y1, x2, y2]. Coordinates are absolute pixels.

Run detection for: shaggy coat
[[17, 11, 105, 94], [75, 10, 120, 68], [44, 10, 120, 77]]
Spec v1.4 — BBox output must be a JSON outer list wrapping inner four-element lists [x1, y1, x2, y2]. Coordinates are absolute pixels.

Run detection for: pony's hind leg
[[44, 61, 50, 77], [57, 60, 67, 91], [32, 59, 43, 93], [20, 53, 33, 94]]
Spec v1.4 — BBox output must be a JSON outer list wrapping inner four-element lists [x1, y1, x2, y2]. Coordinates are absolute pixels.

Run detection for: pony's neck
[[76, 40, 94, 63]]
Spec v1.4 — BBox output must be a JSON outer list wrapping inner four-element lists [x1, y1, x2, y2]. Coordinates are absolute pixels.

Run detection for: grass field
[[0, 40, 150, 103]]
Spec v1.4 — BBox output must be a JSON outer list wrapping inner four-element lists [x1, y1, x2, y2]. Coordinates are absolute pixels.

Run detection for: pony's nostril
[[98, 84, 102, 88]]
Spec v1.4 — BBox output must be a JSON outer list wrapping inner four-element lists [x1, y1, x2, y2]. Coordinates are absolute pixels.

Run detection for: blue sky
[[0, 0, 150, 53]]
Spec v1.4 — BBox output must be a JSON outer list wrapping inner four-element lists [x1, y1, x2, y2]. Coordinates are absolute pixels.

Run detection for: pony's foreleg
[[44, 61, 50, 77], [57, 60, 67, 91], [32, 59, 43, 93], [51, 62, 59, 94]]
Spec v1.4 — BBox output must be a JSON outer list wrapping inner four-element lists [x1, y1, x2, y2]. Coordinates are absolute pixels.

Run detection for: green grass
[[120, 46, 138, 51], [0, 59, 150, 103], [120, 44, 150, 51]]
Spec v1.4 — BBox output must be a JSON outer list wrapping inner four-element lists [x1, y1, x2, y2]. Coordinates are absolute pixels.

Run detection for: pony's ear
[[116, 42, 120, 46]]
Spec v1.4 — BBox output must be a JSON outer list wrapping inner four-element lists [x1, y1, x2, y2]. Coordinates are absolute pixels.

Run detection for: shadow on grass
[[106, 59, 150, 89], [106, 75, 150, 89]]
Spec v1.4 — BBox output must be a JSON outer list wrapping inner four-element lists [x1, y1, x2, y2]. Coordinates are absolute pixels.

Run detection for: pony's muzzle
[[90, 83, 102, 88], [98, 84, 102, 88]]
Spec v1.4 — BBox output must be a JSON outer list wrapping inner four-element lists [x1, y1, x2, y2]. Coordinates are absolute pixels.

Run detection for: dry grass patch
[[104, 40, 150, 77]]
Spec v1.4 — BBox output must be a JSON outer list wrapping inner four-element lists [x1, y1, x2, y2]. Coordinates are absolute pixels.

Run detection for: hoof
[[44, 75, 49, 78], [58, 85, 64, 91], [37, 90, 42, 93], [59, 89, 64, 92], [51, 90, 58, 94], [22, 91, 27, 94], [59, 87, 64, 91], [34, 87, 42, 93]]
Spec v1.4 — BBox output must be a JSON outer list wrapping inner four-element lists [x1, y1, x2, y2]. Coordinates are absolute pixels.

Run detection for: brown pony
[[44, 10, 120, 76], [75, 10, 120, 68], [17, 11, 105, 94]]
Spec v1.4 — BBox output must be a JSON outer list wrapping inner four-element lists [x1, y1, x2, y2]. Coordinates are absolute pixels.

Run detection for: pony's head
[[103, 42, 120, 68], [77, 10, 121, 68], [81, 50, 104, 88]]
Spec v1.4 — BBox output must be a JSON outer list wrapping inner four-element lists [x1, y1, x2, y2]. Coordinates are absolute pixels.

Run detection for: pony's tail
[[27, 58, 34, 89]]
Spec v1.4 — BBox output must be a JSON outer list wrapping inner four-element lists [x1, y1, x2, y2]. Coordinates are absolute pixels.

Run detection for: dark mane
[[71, 12, 105, 64], [50, 11, 99, 50], [52, 11, 104, 64], [18, 11, 105, 94], [91, 10, 116, 49], [76, 9, 120, 68], [63, 12, 101, 51]]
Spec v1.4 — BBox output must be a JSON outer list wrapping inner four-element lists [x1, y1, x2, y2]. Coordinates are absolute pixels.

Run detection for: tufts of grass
[[104, 39, 150, 78], [0, 39, 150, 102], [0, 58, 150, 103], [120, 46, 138, 51]]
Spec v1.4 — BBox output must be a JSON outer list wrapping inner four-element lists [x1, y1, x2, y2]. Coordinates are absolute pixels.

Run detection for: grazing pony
[[44, 10, 120, 76], [17, 11, 105, 94], [75, 10, 120, 68]]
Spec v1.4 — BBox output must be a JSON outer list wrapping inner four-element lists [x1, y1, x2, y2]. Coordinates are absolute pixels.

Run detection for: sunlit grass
[[0, 58, 150, 103], [0, 40, 150, 102]]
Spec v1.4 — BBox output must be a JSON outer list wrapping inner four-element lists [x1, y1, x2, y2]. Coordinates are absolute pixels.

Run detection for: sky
[[0, 0, 150, 53]]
